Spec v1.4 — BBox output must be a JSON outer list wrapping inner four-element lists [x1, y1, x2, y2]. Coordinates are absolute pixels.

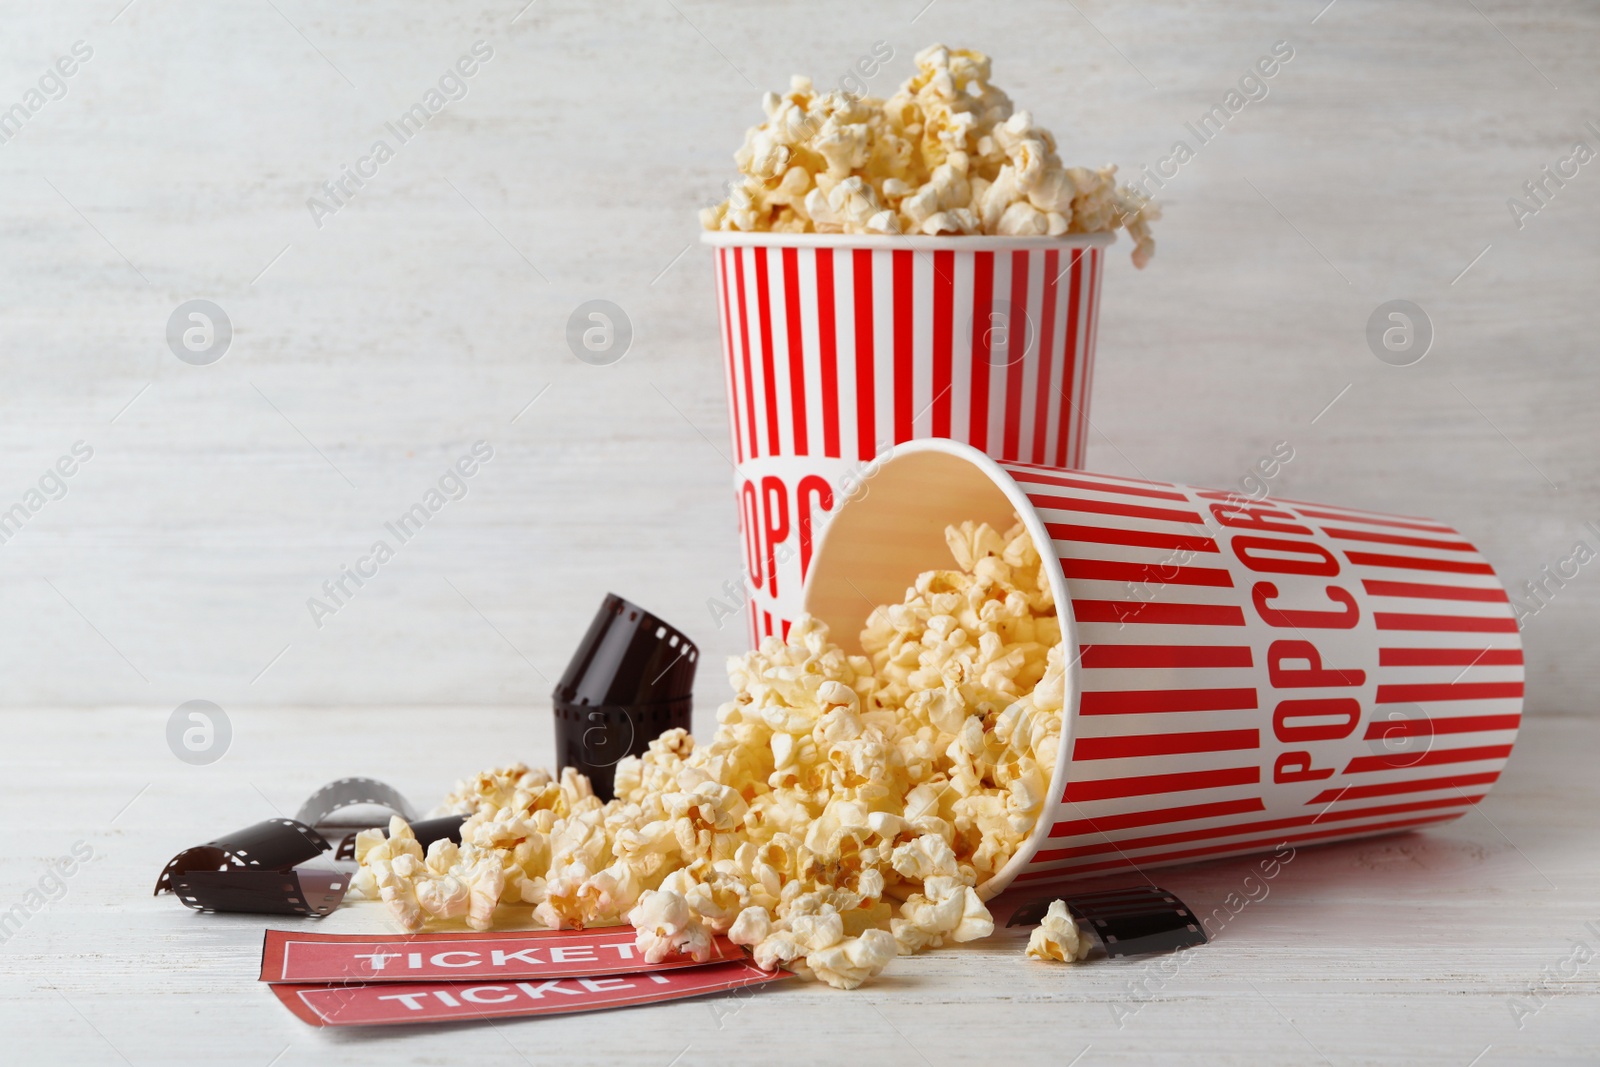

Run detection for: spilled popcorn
[[354, 518, 1067, 989], [701, 44, 1160, 267], [1025, 899, 1093, 964]]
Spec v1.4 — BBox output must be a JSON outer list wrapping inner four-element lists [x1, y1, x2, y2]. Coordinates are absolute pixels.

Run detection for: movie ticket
[[272, 959, 790, 1027], [260, 927, 744, 983]]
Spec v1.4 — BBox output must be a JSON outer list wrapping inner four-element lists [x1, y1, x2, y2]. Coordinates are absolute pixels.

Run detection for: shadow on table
[[988, 811, 1567, 948]]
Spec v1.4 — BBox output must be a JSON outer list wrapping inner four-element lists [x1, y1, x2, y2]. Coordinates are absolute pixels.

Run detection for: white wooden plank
[[1, 709, 1596, 1062]]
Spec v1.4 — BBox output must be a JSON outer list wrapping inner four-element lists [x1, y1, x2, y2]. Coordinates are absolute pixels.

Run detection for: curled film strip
[[157, 778, 439, 917]]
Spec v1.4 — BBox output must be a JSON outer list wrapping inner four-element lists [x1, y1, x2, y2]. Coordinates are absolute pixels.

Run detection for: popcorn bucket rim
[[699, 230, 1118, 252], [800, 437, 1082, 902]]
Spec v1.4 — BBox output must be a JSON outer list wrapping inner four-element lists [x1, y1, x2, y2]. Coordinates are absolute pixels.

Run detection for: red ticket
[[272, 959, 790, 1027], [260, 927, 744, 983]]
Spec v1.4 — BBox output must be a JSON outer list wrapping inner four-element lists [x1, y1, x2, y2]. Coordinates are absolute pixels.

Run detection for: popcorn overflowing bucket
[[803, 439, 1524, 894], [704, 232, 1114, 645]]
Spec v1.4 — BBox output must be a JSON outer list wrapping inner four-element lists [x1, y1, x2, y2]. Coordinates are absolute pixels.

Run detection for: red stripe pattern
[[716, 243, 1105, 467], [713, 240, 1107, 637], [995, 463, 1523, 884]]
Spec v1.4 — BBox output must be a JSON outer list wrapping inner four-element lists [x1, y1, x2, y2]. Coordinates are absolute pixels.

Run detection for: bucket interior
[[802, 442, 1076, 899], [803, 447, 1067, 650]]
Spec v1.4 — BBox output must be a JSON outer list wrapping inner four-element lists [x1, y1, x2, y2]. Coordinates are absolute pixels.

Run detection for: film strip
[[336, 814, 466, 861], [156, 817, 343, 917], [295, 776, 416, 828], [552, 593, 697, 801], [158, 777, 435, 918], [1006, 885, 1207, 958]]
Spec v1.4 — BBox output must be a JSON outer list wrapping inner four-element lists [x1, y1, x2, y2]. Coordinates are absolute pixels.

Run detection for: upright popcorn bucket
[[803, 440, 1524, 895], [704, 232, 1114, 645]]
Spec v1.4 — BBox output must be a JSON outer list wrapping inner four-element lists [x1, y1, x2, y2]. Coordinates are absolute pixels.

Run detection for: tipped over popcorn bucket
[[804, 440, 1524, 894], [704, 232, 1114, 646]]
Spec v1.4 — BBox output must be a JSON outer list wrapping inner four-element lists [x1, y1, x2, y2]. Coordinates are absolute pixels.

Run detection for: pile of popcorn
[[700, 44, 1160, 267], [354, 518, 1070, 989]]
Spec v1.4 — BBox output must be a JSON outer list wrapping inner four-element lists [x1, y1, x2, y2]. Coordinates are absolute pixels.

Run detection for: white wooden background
[[2, 0, 1597, 1062]]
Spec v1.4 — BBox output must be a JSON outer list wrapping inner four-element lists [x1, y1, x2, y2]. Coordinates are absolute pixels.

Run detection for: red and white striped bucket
[[803, 440, 1524, 895], [704, 232, 1114, 645]]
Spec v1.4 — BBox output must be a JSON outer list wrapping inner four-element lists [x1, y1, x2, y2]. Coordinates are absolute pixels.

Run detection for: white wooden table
[[3, 706, 1596, 1064]]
